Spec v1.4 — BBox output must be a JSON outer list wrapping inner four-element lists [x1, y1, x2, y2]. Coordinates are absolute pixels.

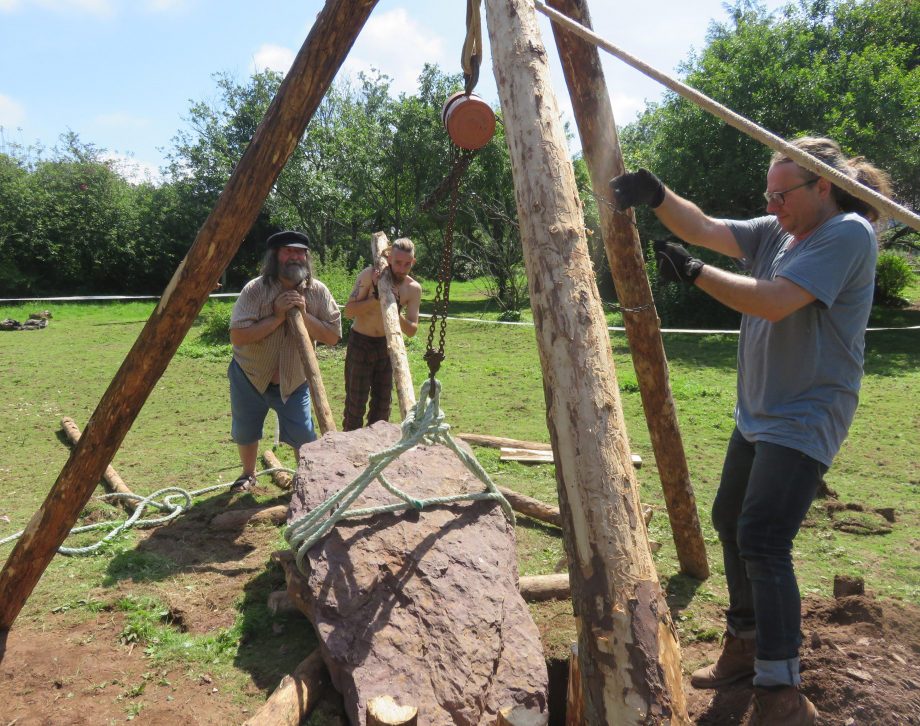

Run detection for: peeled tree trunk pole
[[285, 309, 336, 434], [0, 0, 379, 632], [547, 0, 709, 580], [483, 0, 688, 723], [371, 232, 416, 418]]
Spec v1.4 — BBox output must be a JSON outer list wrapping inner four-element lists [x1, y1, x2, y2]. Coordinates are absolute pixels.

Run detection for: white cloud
[[94, 111, 152, 128], [346, 8, 446, 95], [0, 0, 113, 14], [0, 93, 26, 128], [251, 43, 297, 74], [608, 92, 646, 125], [102, 152, 161, 184], [145, 0, 187, 11]]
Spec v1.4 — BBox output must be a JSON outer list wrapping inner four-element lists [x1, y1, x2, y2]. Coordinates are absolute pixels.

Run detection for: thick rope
[[0, 467, 295, 556], [284, 377, 515, 576], [532, 0, 920, 233], [461, 0, 483, 77]]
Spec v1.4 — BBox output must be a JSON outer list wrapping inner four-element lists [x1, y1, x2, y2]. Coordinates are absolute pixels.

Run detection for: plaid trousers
[[343, 330, 393, 431]]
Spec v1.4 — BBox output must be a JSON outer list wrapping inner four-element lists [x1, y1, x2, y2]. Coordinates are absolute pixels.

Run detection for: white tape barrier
[[2, 294, 917, 334]]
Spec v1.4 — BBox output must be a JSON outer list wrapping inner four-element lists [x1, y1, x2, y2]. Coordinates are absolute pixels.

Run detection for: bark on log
[[210, 505, 289, 531], [565, 643, 584, 726], [484, 0, 688, 722], [519, 574, 570, 602], [498, 706, 549, 726], [242, 649, 328, 726], [367, 696, 419, 726], [371, 232, 416, 419], [0, 0, 379, 631], [60, 417, 138, 508], [455, 433, 552, 451], [546, 0, 709, 581], [271, 550, 314, 620], [498, 486, 562, 527], [262, 449, 293, 489], [286, 308, 336, 435]]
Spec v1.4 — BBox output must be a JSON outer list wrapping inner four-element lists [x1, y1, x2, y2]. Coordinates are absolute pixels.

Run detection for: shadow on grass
[[664, 573, 706, 614]]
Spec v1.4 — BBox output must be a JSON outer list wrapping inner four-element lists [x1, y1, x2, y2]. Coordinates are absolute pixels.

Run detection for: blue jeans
[[228, 358, 317, 449], [713, 427, 828, 687]]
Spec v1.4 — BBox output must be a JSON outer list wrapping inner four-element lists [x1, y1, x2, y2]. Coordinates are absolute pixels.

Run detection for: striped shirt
[[230, 276, 342, 401]]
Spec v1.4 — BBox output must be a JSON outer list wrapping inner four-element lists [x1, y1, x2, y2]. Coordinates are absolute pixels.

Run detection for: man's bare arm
[[695, 268, 816, 322], [654, 189, 743, 258], [398, 281, 422, 337], [343, 268, 380, 319]]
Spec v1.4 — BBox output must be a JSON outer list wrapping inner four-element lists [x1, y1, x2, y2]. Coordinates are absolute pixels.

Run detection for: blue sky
[[0, 0, 788, 181]]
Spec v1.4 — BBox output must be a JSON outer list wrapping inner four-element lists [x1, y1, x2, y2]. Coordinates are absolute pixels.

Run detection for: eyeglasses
[[763, 178, 818, 206]]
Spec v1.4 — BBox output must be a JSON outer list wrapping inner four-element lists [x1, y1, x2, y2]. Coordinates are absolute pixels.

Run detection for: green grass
[[1, 289, 918, 693]]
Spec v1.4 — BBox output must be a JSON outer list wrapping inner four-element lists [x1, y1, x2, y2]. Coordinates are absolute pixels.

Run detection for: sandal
[[230, 474, 257, 493]]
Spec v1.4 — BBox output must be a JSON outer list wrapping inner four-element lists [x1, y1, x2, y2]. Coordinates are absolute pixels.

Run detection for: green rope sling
[[283, 377, 515, 576]]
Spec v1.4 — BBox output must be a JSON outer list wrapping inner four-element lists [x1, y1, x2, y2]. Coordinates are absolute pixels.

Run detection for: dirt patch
[[684, 595, 920, 725], [0, 613, 249, 726]]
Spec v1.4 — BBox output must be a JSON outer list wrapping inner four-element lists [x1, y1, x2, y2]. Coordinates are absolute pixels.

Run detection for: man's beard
[[280, 260, 307, 284], [390, 271, 407, 284]]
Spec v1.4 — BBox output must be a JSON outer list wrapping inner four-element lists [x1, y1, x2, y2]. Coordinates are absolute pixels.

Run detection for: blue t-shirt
[[722, 213, 878, 466]]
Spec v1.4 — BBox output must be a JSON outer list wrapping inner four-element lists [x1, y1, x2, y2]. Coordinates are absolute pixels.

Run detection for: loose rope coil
[[284, 377, 515, 576], [0, 467, 295, 555]]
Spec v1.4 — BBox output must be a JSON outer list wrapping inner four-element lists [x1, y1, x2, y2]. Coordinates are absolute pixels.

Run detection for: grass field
[[0, 276, 918, 718]]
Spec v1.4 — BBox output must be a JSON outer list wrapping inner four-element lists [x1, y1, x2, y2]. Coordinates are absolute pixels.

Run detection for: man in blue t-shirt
[[610, 138, 887, 726]]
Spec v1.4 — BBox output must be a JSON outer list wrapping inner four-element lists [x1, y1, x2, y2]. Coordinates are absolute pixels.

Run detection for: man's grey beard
[[280, 260, 308, 284]]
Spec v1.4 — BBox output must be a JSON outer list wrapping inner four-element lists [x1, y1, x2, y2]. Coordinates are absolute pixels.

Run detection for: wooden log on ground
[[60, 417, 139, 507], [210, 504, 289, 531], [519, 574, 570, 602], [498, 706, 549, 726], [546, 0, 708, 580], [367, 696, 419, 726], [455, 433, 552, 451], [242, 649, 328, 726], [483, 0, 688, 722], [271, 550, 313, 620], [262, 449, 293, 489], [566, 643, 584, 726], [267, 590, 307, 617], [0, 0, 379, 631], [372, 232, 416, 419], [286, 308, 336, 435], [499, 447, 641, 468], [498, 486, 562, 527]]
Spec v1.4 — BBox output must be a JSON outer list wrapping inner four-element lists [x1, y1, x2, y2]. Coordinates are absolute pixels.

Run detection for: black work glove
[[609, 168, 666, 210], [654, 240, 705, 285]]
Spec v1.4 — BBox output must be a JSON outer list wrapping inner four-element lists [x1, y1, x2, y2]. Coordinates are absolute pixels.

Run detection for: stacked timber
[[288, 421, 548, 725]]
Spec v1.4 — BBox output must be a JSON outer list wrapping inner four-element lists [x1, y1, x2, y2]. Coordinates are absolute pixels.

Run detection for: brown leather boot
[[744, 686, 817, 726], [690, 631, 756, 688]]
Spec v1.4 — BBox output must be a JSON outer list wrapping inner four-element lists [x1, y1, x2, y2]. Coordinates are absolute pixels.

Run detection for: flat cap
[[266, 230, 310, 249]]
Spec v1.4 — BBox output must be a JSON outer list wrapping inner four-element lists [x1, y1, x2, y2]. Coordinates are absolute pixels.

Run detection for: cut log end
[[367, 695, 419, 726], [498, 705, 549, 726]]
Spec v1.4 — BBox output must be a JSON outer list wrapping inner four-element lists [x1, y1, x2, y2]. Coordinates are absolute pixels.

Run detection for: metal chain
[[578, 182, 663, 316], [424, 145, 479, 383]]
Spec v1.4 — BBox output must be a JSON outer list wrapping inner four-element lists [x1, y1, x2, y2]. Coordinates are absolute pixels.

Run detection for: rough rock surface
[[289, 421, 548, 726]]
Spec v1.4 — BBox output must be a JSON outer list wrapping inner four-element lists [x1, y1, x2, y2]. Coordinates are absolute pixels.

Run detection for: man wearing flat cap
[[226, 231, 341, 493]]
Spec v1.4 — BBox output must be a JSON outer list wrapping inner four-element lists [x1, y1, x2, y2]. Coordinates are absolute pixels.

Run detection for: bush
[[874, 253, 915, 306], [198, 303, 234, 345]]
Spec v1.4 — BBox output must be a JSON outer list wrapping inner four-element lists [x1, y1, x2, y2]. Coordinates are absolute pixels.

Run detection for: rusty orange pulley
[[441, 91, 495, 150]]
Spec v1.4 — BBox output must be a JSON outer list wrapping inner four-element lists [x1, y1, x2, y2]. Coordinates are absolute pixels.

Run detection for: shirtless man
[[342, 237, 422, 430]]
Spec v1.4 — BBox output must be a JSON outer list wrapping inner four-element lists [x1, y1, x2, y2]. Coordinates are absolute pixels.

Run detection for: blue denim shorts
[[228, 358, 316, 449]]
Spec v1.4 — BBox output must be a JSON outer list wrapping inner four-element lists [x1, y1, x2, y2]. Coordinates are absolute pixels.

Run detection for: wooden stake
[[242, 649, 328, 726], [286, 308, 336, 435], [272, 550, 314, 620], [546, 0, 709, 582], [455, 433, 552, 451], [60, 417, 139, 508], [497, 486, 561, 527], [262, 449, 293, 489], [499, 447, 641, 468], [0, 0, 379, 632], [371, 232, 416, 418], [565, 643, 584, 726], [367, 695, 419, 726], [483, 0, 688, 722]]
